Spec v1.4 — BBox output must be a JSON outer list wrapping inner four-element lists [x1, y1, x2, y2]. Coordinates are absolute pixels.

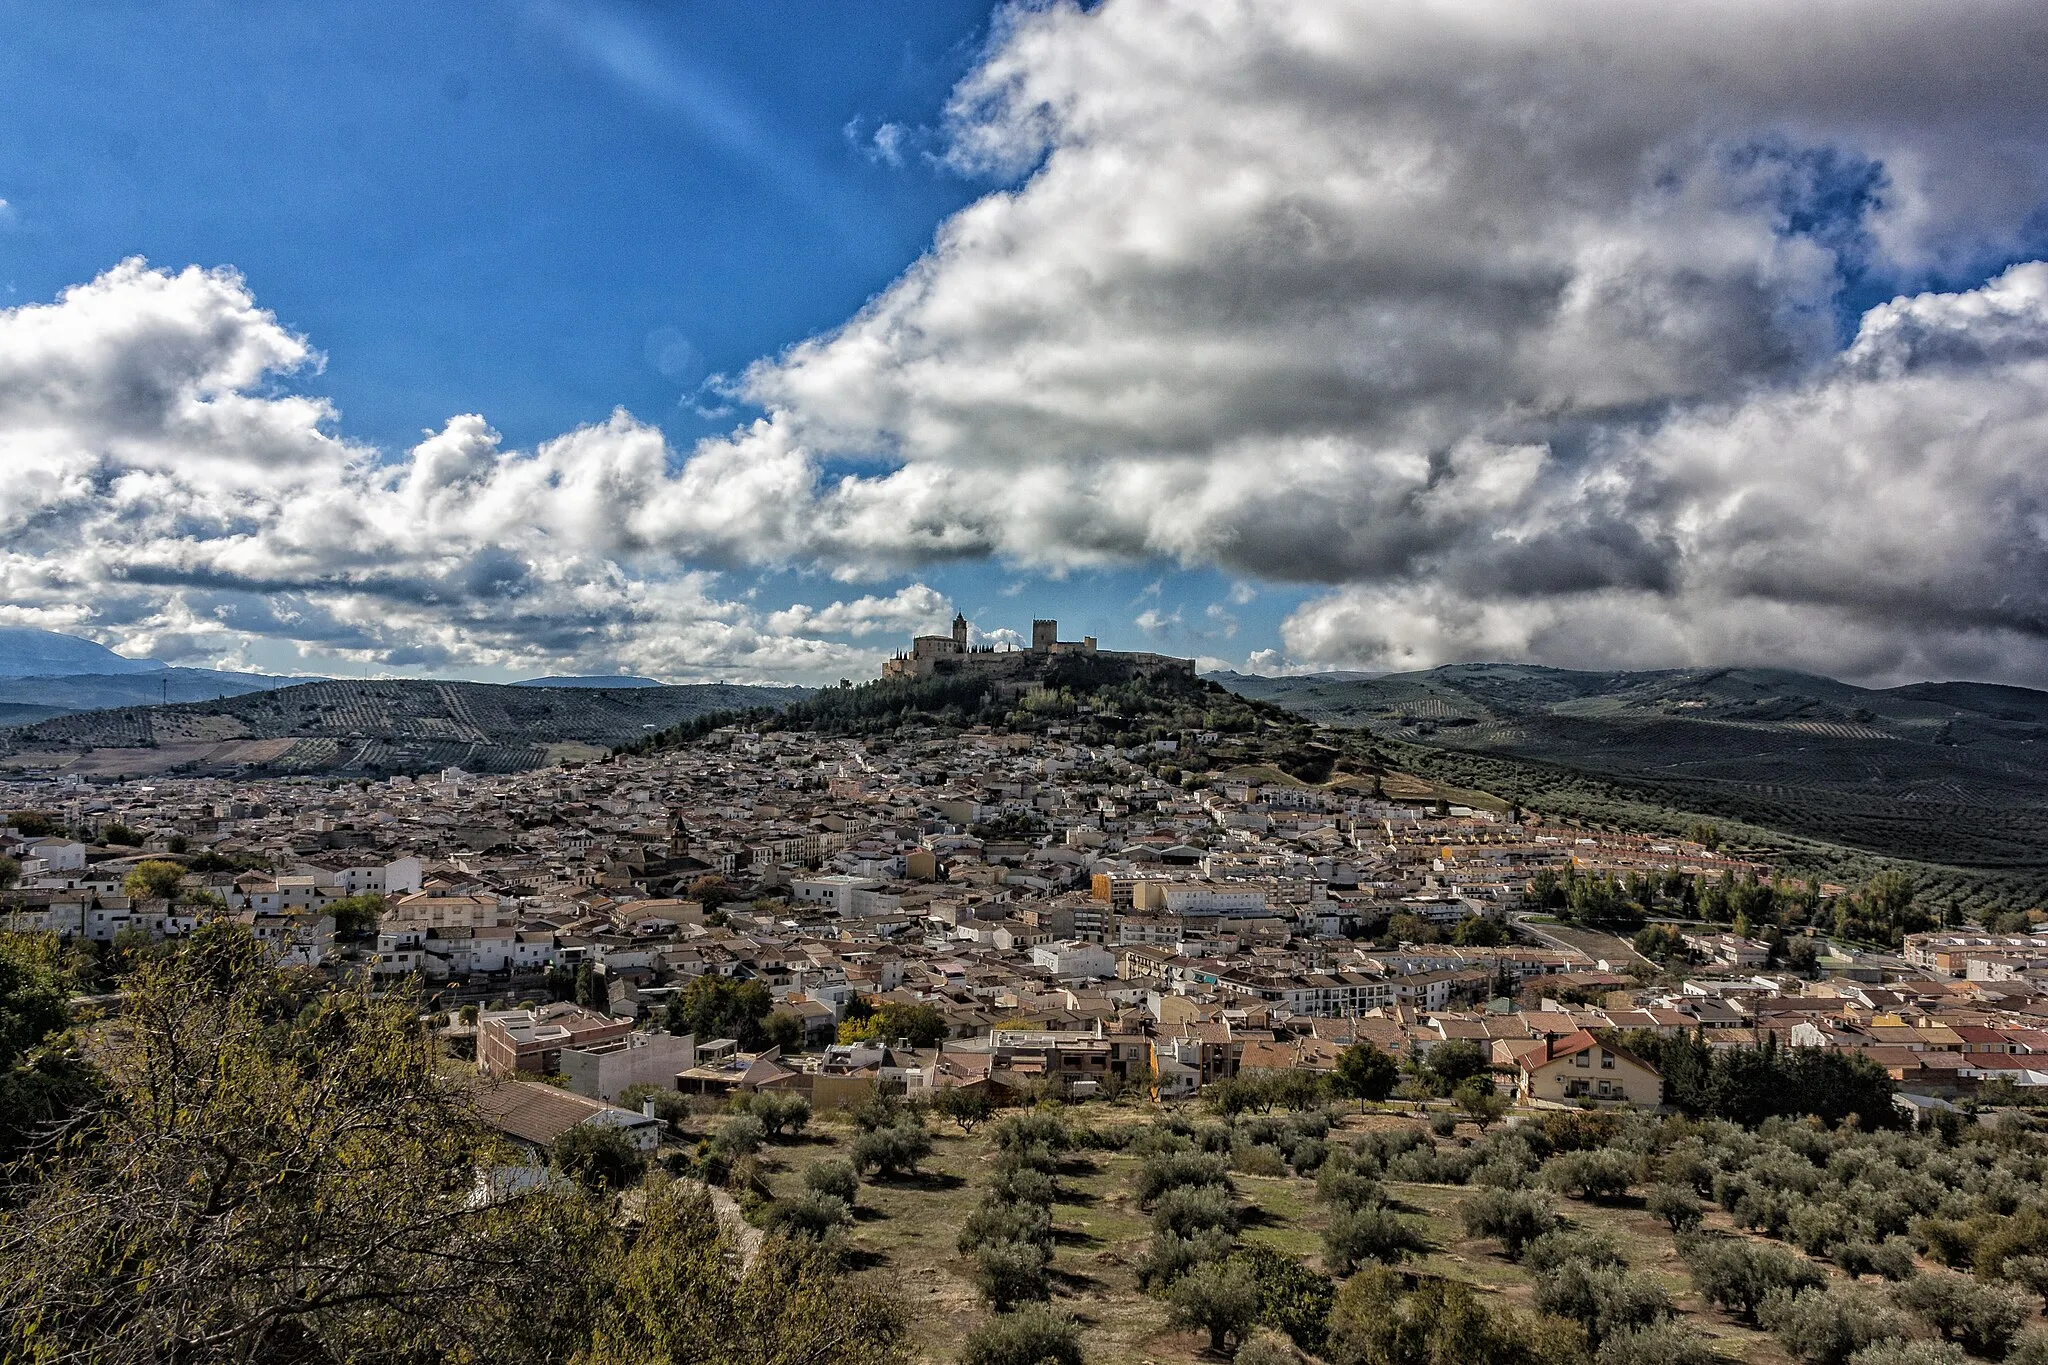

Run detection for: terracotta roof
[[470, 1080, 647, 1147]]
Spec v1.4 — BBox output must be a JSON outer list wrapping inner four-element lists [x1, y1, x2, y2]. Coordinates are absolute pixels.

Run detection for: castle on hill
[[881, 614, 1195, 683]]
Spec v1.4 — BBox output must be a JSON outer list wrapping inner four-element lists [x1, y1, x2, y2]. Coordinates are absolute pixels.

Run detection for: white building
[[1032, 939, 1116, 979]]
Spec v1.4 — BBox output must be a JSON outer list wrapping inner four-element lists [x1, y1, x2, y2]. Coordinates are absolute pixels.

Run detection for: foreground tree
[[0, 922, 610, 1363]]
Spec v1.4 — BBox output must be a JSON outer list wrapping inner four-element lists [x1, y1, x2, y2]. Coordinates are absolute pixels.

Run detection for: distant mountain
[[514, 675, 665, 689], [0, 627, 165, 677], [0, 678, 811, 779], [0, 667, 314, 718], [1211, 663, 2048, 874]]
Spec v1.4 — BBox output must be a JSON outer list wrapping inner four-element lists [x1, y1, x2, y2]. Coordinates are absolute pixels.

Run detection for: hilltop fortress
[[882, 615, 1195, 683]]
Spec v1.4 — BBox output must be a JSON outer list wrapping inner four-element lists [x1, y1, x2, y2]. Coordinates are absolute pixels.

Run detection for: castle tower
[[1031, 619, 1057, 654], [952, 612, 969, 649]]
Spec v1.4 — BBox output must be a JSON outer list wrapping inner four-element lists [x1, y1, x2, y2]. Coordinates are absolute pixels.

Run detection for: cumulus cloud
[[0, 261, 952, 683], [11, 2, 2048, 687], [688, 0, 2048, 684]]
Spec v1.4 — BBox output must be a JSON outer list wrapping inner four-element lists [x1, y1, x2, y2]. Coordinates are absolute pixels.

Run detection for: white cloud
[[10, 3, 2048, 687]]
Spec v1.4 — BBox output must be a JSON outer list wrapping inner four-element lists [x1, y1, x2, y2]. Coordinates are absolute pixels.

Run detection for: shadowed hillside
[[0, 678, 808, 778]]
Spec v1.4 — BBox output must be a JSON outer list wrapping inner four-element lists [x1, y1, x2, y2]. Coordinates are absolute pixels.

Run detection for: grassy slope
[[713, 1106, 1869, 1365]]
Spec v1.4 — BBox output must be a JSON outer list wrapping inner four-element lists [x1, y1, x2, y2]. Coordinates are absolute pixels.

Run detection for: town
[[11, 624, 2048, 1365]]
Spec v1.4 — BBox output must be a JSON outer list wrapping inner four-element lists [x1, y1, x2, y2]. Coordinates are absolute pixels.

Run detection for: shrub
[[803, 1158, 859, 1204], [990, 1166, 1060, 1208], [764, 1190, 852, 1242], [1168, 1258, 1262, 1355], [712, 1113, 766, 1157], [1431, 1111, 1460, 1137], [2000, 1254, 2048, 1312], [1849, 1344, 1967, 1365], [1136, 1227, 1236, 1291], [1683, 1236, 1826, 1322], [958, 1304, 1085, 1365], [1788, 1201, 1852, 1258], [960, 1197, 1054, 1255], [1545, 1148, 1638, 1202], [550, 1122, 646, 1194], [972, 1240, 1051, 1311], [1536, 1260, 1672, 1348], [1134, 1150, 1233, 1207], [1151, 1183, 1239, 1239], [736, 1090, 810, 1138], [849, 1088, 904, 1133], [1897, 1272, 2033, 1359], [851, 1121, 931, 1178], [2008, 1329, 2048, 1365], [1459, 1187, 1560, 1261], [1323, 1204, 1426, 1274], [991, 1111, 1071, 1156], [1597, 1323, 1726, 1365], [1387, 1142, 1477, 1185], [1236, 1143, 1290, 1178], [1648, 1184, 1704, 1234], [1229, 1243, 1334, 1355], [1234, 1329, 1303, 1365], [1760, 1284, 1912, 1365], [1523, 1228, 1627, 1279], [1317, 1166, 1386, 1213], [1837, 1238, 1919, 1283]]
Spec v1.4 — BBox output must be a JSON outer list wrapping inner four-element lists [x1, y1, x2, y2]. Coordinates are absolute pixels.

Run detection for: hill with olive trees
[[0, 678, 808, 778]]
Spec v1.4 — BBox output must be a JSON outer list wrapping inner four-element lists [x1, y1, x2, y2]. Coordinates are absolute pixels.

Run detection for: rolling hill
[[0, 678, 808, 778], [1212, 664, 2048, 885]]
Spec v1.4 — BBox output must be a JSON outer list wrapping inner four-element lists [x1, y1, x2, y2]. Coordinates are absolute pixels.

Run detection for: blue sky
[[3, 2, 2047, 687], [0, 0, 1301, 678]]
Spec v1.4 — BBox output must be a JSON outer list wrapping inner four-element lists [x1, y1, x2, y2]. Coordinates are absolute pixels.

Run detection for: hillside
[[0, 666, 314, 723], [0, 678, 808, 778], [1215, 664, 2048, 899]]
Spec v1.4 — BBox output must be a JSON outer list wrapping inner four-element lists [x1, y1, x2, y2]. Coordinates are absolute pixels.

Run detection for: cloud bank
[[5, 0, 2048, 685]]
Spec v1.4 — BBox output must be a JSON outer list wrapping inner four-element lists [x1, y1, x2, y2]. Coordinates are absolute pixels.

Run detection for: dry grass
[[740, 1109, 1839, 1365]]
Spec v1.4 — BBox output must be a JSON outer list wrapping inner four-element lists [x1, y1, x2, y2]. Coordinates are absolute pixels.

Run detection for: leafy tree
[[712, 1113, 766, 1157], [0, 923, 612, 1363], [851, 1121, 932, 1178], [1420, 1039, 1490, 1096], [1647, 1184, 1703, 1234], [1459, 1187, 1559, 1261], [552, 1122, 646, 1194], [122, 858, 187, 903], [686, 874, 735, 910], [1229, 1243, 1335, 1355], [763, 1011, 806, 1052], [1534, 1260, 1671, 1348], [733, 1090, 810, 1138], [1332, 1043, 1401, 1109], [972, 1239, 1052, 1310], [1596, 1324, 1727, 1365], [1759, 1284, 1911, 1365], [764, 1190, 853, 1243], [1152, 1183, 1239, 1239], [1682, 1236, 1825, 1322], [327, 893, 386, 937], [839, 1000, 948, 1048], [583, 1178, 908, 1365], [1455, 1077, 1508, 1130], [959, 1304, 1086, 1365], [0, 931, 100, 1164], [804, 1159, 860, 1204], [1324, 1204, 1427, 1273], [1544, 1149, 1637, 1202], [1169, 1258, 1262, 1355], [1897, 1273, 2033, 1358], [0, 855, 18, 892], [666, 974, 773, 1048], [934, 1085, 996, 1134]]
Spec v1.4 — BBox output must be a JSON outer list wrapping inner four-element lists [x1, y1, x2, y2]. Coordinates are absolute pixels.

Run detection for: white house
[[1032, 939, 1116, 979]]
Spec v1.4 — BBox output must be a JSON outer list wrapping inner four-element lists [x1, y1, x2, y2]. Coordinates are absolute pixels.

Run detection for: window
[[1600, 1052, 1615, 1070], [1574, 1052, 1589, 1067]]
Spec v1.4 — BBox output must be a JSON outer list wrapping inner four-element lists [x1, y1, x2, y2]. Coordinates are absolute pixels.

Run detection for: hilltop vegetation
[[1225, 665, 2048, 918]]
